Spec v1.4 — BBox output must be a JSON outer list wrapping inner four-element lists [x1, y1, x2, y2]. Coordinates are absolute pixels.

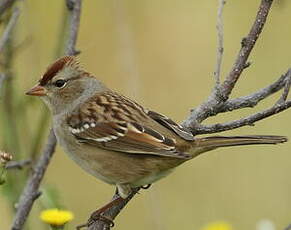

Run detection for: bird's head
[[26, 56, 104, 114]]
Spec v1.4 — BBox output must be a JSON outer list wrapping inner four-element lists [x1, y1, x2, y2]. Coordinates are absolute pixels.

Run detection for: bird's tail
[[190, 135, 287, 157]]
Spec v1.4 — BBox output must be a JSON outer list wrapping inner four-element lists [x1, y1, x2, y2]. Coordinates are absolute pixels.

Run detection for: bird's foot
[[76, 211, 115, 229], [76, 196, 124, 229], [91, 211, 115, 227]]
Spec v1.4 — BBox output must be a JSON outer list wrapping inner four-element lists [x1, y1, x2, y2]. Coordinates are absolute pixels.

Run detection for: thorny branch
[[10, 0, 82, 229]]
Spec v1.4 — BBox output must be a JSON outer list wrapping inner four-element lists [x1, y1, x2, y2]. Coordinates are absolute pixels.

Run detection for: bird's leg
[[116, 183, 132, 199], [76, 184, 151, 229], [76, 184, 132, 230]]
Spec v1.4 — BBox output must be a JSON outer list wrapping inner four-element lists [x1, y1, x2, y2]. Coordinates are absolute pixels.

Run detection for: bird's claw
[[76, 222, 88, 230], [76, 213, 114, 229]]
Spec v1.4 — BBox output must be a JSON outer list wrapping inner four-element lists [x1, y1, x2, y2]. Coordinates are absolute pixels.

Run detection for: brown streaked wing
[[67, 91, 191, 159], [147, 110, 194, 141], [72, 121, 190, 159]]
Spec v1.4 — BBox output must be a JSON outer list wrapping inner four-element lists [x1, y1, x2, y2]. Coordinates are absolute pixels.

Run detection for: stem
[[10, 0, 83, 229]]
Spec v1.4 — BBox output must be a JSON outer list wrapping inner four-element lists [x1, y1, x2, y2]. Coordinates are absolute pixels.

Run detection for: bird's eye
[[54, 79, 67, 88]]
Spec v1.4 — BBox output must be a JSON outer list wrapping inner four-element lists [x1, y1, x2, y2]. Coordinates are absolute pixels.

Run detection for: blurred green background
[[1, 0, 291, 229]]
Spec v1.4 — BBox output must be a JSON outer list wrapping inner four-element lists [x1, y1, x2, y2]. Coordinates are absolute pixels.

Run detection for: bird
[[26, 56, 287, 226]]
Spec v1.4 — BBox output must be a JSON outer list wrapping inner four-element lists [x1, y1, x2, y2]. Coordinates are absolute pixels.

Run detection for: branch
[[7, 0, 286, 229], [11, 130, 56, 230], [65, 0, 82, 56], [183, 0, 274, 127], [10, 0, 82, 229], [85, 69, 291, 228], [87, 188, 140, 230], [193, 100, 291, 135], [211, 69, 291, 115], [277, 70, 291, 104], [214, 0, 225, 86], [180, 0, 291, 136], [219, 0, 273, 98], [0, 0, 16, 17], [83, 1, 290, 229], [6, 159, 31, 170], [0, 7, 19, 53]]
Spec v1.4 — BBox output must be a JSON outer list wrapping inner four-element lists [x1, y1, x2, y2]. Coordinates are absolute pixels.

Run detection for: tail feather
[[191, 135, 287, 157]]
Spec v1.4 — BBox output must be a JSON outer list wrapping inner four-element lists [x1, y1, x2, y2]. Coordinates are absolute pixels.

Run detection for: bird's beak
[[26, 84, 47, 96]]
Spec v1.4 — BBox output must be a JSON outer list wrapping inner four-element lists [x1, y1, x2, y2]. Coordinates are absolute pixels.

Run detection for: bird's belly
[[129, 169, 174, 187], [61, 141, 117, 185], [55, 127, 184, 187], [54, 128, 116, 184]]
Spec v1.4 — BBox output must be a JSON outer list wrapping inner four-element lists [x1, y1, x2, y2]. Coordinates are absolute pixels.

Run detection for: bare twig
[[214, 0, 225, 86], [192, 100, 291, 135], [220, 0, 273, 98], [183, 0, 274, 127], [11, 130, 56, 230], [10, 0, 82, 229], [65, 0, 82, 56], [6, 159, 31, 170], [0, 0, 16, 17], [183, 70, 291, 136], [0, 7, 19, 53], [212, 69, 291, 114], [277, 69, 291, 104]]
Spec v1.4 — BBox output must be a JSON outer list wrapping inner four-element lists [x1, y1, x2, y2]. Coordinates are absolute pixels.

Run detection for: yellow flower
[[201, 221, 233, 230], [40, 209, 74, 227]]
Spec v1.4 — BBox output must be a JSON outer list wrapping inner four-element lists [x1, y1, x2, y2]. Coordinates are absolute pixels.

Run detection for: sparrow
[[26, 56, 287, 224]]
